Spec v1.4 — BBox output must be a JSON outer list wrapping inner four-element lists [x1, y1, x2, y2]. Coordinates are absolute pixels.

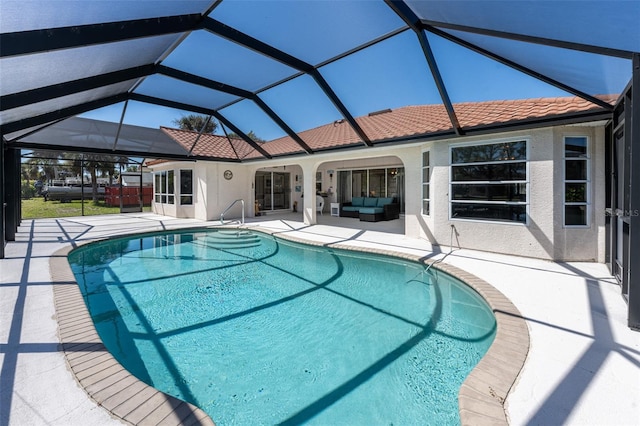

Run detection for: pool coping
[[51, 244, 215, 426], [256, 227, 530, 426], [51, 226, 529, 426]]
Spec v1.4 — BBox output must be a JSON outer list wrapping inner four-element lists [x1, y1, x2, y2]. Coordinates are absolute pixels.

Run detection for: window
[[386, 168, 401, 205], [154, 170, 174, 204], [450, 140, 528, 223], [368, 169, 385, 197], [351, 170, 368, 197], [564, 136, 589, 226], [337, 167, 405, 212], [180, 169, 193, 205], [422, 151, 430, 215]]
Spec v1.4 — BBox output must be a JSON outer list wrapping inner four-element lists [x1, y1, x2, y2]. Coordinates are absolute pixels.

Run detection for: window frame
[[449, 138, 530, 225], [563, 135, 590, 227], [154, 170, 175, 205], [179, 169, 194, 205], [422, 150, 430, 216]]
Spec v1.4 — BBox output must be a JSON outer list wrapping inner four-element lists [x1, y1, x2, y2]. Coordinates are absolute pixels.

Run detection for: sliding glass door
[[337, 167, 405, 212], [255, 171, 290, 212]]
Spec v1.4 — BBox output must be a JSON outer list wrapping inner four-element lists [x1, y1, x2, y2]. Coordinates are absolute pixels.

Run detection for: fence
[[104, 186, 153, 207]]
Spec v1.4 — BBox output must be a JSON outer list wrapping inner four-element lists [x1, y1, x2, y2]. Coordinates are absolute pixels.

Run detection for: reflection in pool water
[[69, 229, 496, 425]]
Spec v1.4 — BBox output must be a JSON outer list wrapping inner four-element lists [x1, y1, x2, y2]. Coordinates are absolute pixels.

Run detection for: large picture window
[[154, 170, 174, 204], [564, 136, 589, 226], [450, 140, 528, 223], [180, 169, 193, 205]]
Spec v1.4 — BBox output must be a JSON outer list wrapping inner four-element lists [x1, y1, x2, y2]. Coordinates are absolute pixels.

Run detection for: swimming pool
[[68, 229, 496, 425]]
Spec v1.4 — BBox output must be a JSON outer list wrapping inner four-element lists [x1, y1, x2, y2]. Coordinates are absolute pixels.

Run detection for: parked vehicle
[[42, 184, 106, 202]]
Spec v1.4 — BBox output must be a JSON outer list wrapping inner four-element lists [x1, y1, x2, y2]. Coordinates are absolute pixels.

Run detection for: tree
[[23, 150, 61, 182], [172, 114, 218, 134], [62, 153, 129, 202], [228, 130, 265, 143], [22, 161, 39, 185]]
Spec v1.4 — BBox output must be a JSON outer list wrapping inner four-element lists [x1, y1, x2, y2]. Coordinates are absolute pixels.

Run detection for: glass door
[[337, 167, 405, 212], [255, 171, 290, 212], [255, 171, 270, 210], [368, 169, 385, 197], [615, 130, 629, 297], [352, 170, 368, 198], [338, 170, 351, 203], [272, 172, 290, 210], [387, 167, 405, 212]]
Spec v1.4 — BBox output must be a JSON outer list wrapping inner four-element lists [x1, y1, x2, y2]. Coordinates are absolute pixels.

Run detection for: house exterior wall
[[418, 129, 557, 259], [150, 162, 193, 219], [149, 123, 606, 262], [551, 125, 606, 261], [193, 162, 250, 221], [151, 161, 248, 221], [407, 125, 605, 262], [247, 164, 304, 215]]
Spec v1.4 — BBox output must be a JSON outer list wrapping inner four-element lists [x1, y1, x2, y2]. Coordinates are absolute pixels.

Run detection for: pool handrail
[[220, 199, 245, 224], [426, 224, 459, 273]]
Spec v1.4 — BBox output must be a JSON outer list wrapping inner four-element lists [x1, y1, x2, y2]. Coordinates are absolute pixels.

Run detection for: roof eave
[[369, 109, 613, 147], [166, 109, 615, 163]]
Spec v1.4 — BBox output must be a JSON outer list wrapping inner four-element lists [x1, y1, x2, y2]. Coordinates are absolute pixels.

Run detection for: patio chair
[[316, 195, 324, 215]]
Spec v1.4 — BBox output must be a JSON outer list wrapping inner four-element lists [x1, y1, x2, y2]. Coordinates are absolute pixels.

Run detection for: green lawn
[[21, 197, 150, 219]]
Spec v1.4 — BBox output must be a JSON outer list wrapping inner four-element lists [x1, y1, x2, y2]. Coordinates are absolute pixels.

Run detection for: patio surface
[[1, 212, 638, 425]]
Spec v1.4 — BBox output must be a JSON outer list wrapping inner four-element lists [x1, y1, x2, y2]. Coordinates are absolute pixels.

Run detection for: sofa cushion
[[377, 197, 393, 207], [359, 207, 384, 214], [364, 197, 378, 207], [351, 197, 364, 207], [342, 206, 361, 212]]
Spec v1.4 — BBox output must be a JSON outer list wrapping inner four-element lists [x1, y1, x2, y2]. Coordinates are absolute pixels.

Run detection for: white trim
[[421, 149, 430, 216], [178, 168, 193, 206], [153, 169, 175, 205], [562, 135, 591, 228]]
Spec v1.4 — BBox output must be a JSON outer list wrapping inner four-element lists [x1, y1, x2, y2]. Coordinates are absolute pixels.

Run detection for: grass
[[21, 197, 150, 219]]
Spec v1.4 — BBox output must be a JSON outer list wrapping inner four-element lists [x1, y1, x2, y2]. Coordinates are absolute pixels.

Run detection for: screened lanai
[[1, 1, 639, 327]]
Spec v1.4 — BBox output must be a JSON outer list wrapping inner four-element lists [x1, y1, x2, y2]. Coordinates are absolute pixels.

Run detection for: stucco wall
[[408, 126, 604, 261], [411, 130, 555, 259], [552, 125, 605, 261], [150, 162, 194, 219], [149, 123, 606, 262], [194, 162, 250, 222]]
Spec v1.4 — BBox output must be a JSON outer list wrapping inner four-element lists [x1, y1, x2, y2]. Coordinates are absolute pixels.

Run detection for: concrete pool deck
[[1, 212, 639, 425]]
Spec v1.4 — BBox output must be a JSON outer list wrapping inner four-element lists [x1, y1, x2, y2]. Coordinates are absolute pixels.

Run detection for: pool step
[[216, 230, 254, 237], [201, 232, 261, 249]]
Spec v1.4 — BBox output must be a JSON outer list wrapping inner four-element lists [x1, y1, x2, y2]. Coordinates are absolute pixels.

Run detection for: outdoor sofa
[[340, 196, 400, 222]]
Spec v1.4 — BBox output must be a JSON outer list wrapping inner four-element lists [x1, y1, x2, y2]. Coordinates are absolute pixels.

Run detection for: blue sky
[[80, 0, 633, 142]]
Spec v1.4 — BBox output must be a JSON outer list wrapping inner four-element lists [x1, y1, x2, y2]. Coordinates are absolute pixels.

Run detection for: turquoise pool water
[[68, 229, 496, 425]]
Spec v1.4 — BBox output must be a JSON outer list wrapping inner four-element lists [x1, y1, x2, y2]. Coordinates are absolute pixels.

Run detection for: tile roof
[[162, 96, 615, 161], [160, 127, 252, 160]]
